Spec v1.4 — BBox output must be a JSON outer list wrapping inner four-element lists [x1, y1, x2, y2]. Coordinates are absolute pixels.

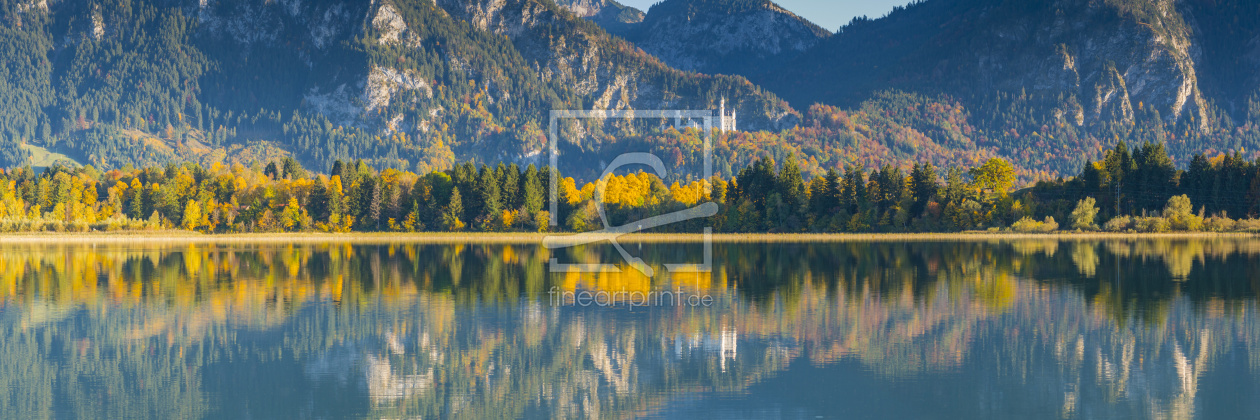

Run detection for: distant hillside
[[751, 0, 1260, 175], [0, 0, 796, 171]]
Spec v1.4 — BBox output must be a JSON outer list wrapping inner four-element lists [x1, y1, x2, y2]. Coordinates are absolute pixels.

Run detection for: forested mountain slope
[[6, 0, 1260, 183], [0, 0, 795, 172], [751, 0, 1260, 174]]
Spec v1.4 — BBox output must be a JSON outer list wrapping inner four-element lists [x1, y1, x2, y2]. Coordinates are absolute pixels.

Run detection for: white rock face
[[30, 0, 48, 13], [366, 66, 432, 114], [372, 2, 407, 44], [304, 65, 433, 131], [91, 8, 104, 40], [436, 0, 552, 37], [552, 0, 644, 33], [556, 0, 609, 18], [14, 0, 48, 16]]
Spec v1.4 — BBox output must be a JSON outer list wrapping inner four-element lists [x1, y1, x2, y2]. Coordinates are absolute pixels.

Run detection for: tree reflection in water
[[0, 239, 1258, 418]]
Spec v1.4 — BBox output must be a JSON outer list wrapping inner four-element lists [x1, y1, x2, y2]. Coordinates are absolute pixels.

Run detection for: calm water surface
[[1, 239, 1259, 419]]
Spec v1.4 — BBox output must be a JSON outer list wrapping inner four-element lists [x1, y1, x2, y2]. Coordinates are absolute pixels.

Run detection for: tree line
[[1, 139, 1259, 234]]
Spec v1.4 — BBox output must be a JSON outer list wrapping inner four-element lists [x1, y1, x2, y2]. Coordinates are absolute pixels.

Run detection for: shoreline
[[0, 231, 1255, 244]]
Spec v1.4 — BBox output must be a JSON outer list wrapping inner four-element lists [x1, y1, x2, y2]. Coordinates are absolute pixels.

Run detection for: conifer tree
[[404, 200, 423, 232], [476, 166, 501, 221], [309, 180, 330, 222], [842, 166, 866, 213], [523, 164, 544, 215], [263, 162, 279, 180], [501, 163, 521, 210], [331, 160, 345, 179], [281, 157, 306, 179], [823, 169, 841, 211], [443, 186, 465, 231], [366, 179, 382, 230], [910, 162, 938, 215], [778, 155, 806, 215]]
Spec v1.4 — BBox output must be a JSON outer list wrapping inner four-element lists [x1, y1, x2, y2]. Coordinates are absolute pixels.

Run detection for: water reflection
[[0, 239, 1258, 418]]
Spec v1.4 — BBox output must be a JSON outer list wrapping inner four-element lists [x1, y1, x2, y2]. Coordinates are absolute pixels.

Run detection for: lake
[[1, 238, 1259, 419]]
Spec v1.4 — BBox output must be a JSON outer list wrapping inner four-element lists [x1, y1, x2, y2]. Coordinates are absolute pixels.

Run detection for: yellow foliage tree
[[560, 177, 583, 206], [281, 197, 303, 231], [182, 200, 201, 231]]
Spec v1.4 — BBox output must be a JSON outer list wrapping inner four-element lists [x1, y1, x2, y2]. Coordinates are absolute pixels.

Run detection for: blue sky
[[617, 0, 914, 32]]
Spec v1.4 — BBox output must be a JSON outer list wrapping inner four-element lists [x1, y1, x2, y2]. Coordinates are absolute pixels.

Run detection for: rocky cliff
[[432, 0, 798, 129], [760, 0, 1234, 132], [551, 0, 644, 35]]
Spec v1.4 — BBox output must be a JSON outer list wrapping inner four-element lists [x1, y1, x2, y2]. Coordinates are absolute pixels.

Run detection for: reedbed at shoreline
[[0, 231, 1255, 245]]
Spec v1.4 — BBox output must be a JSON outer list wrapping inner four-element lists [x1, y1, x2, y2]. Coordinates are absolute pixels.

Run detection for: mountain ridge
[[551, 0, 644, 35], [600, 0, 831, 76]]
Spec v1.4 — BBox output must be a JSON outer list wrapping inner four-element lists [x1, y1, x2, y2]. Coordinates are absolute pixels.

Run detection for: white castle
[[717, 97, 737, 133], [671, 97, 738, 132]]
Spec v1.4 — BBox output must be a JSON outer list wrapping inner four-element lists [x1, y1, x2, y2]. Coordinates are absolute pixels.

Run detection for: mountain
[[0, 0, 796, 171], [765, 0, 1209, 125], [6, 0, 1260, 181], [1179, 0, 1260, 120], [746, 0, 1260, 174], [551, 0, 645, 35], [613, 0, 830, 76]]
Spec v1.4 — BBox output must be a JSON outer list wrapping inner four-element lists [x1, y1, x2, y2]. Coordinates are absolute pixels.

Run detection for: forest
[[0, 139, 1258, 234]]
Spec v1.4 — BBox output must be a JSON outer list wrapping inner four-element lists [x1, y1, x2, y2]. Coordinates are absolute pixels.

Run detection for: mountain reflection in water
[[0, 239, 1258, 419]]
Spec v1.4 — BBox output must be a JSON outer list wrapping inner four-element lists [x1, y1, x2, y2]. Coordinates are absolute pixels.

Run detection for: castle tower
[[717, 98, 737, 133], [719, 98, 726, 133]]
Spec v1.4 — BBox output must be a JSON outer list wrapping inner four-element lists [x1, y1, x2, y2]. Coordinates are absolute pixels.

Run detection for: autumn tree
[[281, 197, 304, 231], [327, 175, 345, 226], [970, 158, 1017, 198], [1070, 197, 1099, 231], [1163, 195, 1202, 231], [182, 200, 201, 231]]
